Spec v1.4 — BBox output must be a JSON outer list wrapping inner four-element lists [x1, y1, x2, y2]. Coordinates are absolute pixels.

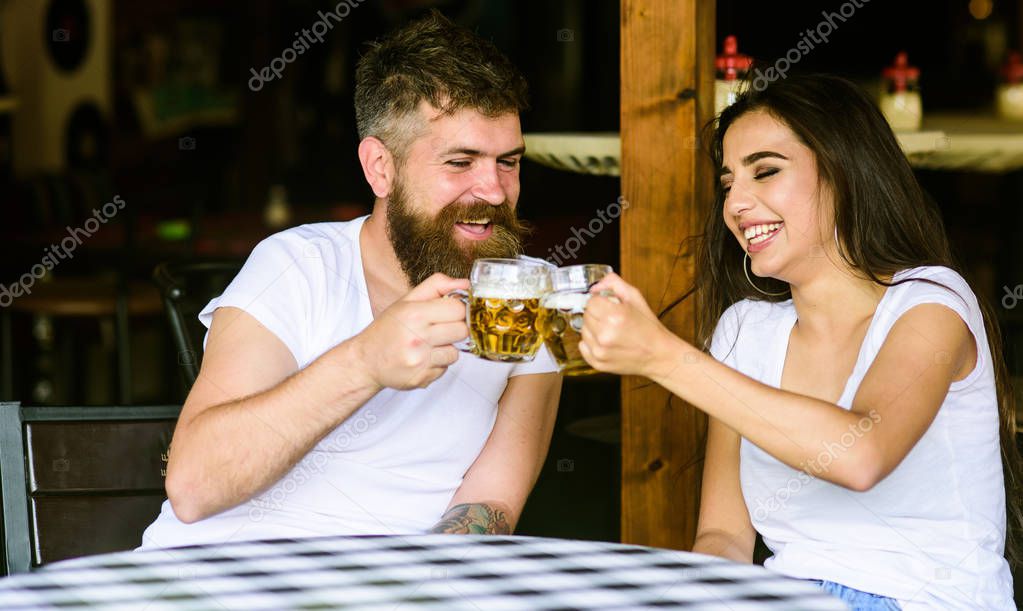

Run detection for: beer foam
[[542, 291, 589, 311], [472, 285, 543, 300]]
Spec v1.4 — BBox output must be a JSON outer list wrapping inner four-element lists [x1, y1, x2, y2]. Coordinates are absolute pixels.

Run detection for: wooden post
[[619, 0, 715, 549]]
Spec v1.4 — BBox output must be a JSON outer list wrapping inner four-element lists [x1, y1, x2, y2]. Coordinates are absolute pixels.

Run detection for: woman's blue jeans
[[806, 579, 902, 610]]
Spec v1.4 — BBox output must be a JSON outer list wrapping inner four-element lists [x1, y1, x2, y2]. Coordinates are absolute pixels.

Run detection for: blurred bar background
[[0, 0, 1020, 544]]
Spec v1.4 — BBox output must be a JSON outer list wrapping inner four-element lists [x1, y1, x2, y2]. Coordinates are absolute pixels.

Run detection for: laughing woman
[[580, 75, 1019, 610]]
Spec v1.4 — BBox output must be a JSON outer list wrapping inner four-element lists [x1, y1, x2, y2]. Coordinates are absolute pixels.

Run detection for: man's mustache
[[438, 200, 514, 224]]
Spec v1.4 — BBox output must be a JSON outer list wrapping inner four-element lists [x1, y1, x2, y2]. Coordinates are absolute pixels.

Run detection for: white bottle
[[997, 52, 1023, 121], [880, 52, 922, 132], [715, 36, 752, 116]]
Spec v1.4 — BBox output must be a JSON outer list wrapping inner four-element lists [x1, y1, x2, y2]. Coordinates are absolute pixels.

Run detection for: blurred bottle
[[996, 51, 1023, 120], [264, 184, 292, 229], [880, 52, 922, 131], [715, 36, 752, 116]]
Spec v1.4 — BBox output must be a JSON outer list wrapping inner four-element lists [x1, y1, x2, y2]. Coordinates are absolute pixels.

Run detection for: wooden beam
[[619, 0, 715, 549]]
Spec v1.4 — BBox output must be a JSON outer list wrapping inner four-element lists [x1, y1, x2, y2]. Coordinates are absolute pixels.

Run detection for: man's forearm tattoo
[[429, 503, 511, 535]]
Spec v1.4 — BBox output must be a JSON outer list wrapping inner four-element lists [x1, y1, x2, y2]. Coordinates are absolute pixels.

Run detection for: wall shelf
[[909, 113, 1023, 172], [524, 129, 955, 176]]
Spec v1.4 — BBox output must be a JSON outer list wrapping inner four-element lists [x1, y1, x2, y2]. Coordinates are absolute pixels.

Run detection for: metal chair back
[[0, 401, 180, 574]]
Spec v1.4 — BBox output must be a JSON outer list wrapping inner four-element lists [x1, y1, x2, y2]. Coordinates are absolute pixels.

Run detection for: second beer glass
[[538, 264, 612, 376]]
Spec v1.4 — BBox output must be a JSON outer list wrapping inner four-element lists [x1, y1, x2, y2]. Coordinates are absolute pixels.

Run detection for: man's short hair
[[354, 10, 529, 162]]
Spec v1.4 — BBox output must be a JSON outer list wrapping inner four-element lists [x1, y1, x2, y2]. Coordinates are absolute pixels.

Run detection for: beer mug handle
[[444, 289, 477, 354]]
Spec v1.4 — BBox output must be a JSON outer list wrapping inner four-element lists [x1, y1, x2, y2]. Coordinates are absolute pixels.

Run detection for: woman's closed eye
[[719, 168, 778, 195]]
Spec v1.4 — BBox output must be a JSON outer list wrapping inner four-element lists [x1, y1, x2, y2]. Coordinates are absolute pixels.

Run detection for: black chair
[[152, 261, 242, 388], [752, 532, 772, 566], [0, 401, 180, 574]]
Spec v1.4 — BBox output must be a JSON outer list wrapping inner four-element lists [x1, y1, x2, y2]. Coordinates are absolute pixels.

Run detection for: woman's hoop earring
[[743, 251, 789, 297]]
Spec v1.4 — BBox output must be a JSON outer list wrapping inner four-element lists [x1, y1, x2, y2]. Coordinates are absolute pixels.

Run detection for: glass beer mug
[[538, 264, 614, 376], [449, 258, 553, 362]]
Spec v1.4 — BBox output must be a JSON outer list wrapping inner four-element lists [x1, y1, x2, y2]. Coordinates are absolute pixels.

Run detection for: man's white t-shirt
[[710, 266, 1013, 610], [139, 215, 558, 549]]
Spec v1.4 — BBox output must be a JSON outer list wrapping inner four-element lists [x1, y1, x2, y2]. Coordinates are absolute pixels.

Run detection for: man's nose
[[470, 161, 505, 205]]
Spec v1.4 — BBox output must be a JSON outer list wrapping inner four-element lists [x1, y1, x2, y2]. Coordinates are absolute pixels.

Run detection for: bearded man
[[138, 11, 561, 549]]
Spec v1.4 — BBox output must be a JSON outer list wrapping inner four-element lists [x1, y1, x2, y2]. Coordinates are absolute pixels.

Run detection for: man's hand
[[349, 273, 470, 391]]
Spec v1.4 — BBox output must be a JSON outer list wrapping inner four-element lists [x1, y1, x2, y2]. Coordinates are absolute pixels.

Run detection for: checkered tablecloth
[[0, 534, 847, 610]]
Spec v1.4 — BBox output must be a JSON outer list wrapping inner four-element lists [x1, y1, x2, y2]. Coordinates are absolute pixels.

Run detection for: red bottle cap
[[716, 35, 753, 81], [882, 52, 920, 92], [1002, 52, 1023, 84]]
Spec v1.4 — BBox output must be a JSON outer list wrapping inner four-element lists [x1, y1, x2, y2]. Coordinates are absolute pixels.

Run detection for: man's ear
[[358, 137, 396, 198]]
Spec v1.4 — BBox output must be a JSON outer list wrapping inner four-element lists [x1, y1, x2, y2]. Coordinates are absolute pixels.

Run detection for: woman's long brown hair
[[666, 74, 1021, 573]]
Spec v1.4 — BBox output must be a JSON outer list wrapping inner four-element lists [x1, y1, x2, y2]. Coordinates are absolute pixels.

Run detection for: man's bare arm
[[165, 307, 380, 523], [166, 274, 470, 523]]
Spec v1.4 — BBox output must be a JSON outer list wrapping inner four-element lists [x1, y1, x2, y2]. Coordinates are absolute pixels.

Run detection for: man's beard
[[386, 180, 530, 286]]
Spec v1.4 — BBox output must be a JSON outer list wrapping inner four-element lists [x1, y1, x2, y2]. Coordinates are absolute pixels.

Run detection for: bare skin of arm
[[690, 416, 756, 563], [165, 274, 469, 523], [428, 372, 562, 534]]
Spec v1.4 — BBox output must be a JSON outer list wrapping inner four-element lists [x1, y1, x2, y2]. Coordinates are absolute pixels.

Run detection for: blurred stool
[[0, 276, 163, 404]]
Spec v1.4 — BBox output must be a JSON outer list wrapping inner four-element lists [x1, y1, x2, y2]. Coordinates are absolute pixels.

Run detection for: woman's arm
[[581, 274, 973, 491], [692, 416, 756, 563]]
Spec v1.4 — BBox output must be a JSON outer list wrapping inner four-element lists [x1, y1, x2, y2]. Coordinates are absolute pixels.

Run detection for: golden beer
[[538, 291, 594, 375], [469, 293, 544, 362], [449, 258, 552, 362]]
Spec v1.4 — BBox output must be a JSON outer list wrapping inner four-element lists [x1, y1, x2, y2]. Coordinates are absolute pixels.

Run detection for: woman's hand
[[579, 273, 686, 378]]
